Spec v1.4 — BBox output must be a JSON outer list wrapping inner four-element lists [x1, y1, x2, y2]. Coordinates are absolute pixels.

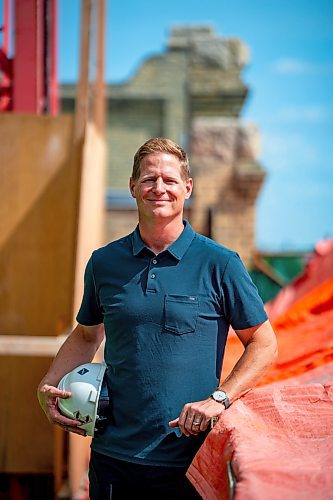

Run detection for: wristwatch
[[211, 389, 231, 409]]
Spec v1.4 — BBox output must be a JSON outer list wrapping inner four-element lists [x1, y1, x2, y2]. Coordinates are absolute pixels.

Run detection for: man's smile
[[147, 199, 171, 203]]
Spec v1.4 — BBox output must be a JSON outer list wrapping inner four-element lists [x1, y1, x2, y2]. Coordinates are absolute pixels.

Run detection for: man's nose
[[152, 178, 166, 194]]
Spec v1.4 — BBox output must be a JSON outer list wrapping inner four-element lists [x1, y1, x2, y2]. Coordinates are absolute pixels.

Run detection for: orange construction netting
[[188, 239, 333, 499], [221, 274, 333, 386]]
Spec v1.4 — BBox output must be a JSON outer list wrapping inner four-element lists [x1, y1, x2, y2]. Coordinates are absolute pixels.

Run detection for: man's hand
[[37, 383, 87, 436], [37, 323, 105, 436], [168, 398, 225, 437]]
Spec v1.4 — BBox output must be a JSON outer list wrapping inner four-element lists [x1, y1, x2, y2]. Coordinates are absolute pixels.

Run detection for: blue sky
[[58, 0, 333, 251]]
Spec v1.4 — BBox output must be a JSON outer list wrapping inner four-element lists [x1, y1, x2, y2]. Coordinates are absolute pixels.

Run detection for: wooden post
[[68, 1, 107, 497], [74, 0, 92, 143], [94, 0, 106, 133]]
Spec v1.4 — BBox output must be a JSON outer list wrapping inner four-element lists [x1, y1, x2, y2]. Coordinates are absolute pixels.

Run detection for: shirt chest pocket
[[164, 295, 199, 335]]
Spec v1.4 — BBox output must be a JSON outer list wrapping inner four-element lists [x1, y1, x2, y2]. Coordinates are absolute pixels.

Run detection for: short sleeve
[[76, 255, 104, 326], [221, 253, 268, 330]]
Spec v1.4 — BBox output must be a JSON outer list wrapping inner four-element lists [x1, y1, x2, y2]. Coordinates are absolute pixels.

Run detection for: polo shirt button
[[152, 259, 157, 264], [151, 273, 156, 279]]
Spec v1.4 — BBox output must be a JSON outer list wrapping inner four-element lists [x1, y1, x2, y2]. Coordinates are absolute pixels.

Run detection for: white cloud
[[276, 104, 333, 124], [271, 58, 333, 75]]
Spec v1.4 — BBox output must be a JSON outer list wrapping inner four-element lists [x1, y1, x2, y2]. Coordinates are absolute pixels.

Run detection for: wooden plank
[[0, 335, 67, 356]]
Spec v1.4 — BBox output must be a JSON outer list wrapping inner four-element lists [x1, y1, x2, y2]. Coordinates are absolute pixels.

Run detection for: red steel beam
[[0, 0, 13, 111], [13, 0, 43, 112], [2, 0, 11, 52], [12, 0, 58, 114], [48, 0, 58, 114]]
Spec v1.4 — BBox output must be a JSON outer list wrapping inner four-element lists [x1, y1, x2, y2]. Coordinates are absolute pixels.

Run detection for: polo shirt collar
[[132, 220, 195, 260], [132, 226, 146, 256]]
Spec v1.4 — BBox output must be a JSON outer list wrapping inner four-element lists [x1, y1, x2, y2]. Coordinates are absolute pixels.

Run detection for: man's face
[[129, 153, 193, 221]]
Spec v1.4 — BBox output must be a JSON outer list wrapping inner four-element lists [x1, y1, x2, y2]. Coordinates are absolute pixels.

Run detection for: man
[[38, 138, 278, 499]]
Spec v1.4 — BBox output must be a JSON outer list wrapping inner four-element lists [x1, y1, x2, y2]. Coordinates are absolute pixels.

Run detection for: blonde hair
[[132, 137, 190, 180]]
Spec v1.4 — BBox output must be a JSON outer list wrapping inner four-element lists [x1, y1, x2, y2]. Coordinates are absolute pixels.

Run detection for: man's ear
[[185, 178, 193, 199], [129, 177, 136, 198]]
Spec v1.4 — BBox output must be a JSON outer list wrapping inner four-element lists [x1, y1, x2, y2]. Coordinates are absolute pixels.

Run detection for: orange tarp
[[189, 239, 333, 498], [188, 381, 333, 500], [221, 245, 333, 385], [265, 238, 333, 321]]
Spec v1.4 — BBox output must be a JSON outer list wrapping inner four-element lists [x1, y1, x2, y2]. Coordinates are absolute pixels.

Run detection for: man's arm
[[220, 319, 278, 401], [37, 323, 104, 436], [169, 319, 278, 436]]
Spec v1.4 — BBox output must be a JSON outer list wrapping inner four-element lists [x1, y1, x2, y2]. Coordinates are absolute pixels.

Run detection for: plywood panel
[[0, 356, 55, 473], [0, 113, 78, 473], [0, 114, 79, 336], [0, 112, 106, 477]]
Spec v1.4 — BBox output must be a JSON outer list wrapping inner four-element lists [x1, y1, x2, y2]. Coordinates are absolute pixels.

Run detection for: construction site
[[0, 1, 332, 499]]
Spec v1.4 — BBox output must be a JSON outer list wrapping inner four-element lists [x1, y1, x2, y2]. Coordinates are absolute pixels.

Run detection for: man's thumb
[[168, 418, 179, 427], [58, 390, 72, 399]]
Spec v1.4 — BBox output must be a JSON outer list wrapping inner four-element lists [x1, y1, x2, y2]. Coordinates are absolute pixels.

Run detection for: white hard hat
[[57, 362, 110, 437]]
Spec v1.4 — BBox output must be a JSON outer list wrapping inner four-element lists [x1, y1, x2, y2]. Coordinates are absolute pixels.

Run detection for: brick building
[[61, 26, 266, 266]]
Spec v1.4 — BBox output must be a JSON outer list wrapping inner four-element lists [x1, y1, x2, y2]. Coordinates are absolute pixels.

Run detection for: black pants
[[89, 450, 201, 499]]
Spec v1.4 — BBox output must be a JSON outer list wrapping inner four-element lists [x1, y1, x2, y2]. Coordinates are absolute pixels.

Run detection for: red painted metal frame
[[0, 0, 13, 111], [49, 0, 59, 114], [0, 0, 58, 114], [13, 0, 44, 112]]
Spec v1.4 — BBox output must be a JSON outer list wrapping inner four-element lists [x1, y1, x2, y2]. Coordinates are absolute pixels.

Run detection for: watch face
[[213, 390, 227, 402]]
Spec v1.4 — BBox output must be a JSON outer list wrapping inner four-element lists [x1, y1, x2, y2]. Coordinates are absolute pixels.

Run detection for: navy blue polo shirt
[[76, 221, 267, 467]]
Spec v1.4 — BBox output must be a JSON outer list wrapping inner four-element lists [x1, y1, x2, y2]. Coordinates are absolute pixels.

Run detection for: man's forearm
[[169, 321, 278, 436], [39, 323, 104, 388], [219, 321, 278, 404]]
